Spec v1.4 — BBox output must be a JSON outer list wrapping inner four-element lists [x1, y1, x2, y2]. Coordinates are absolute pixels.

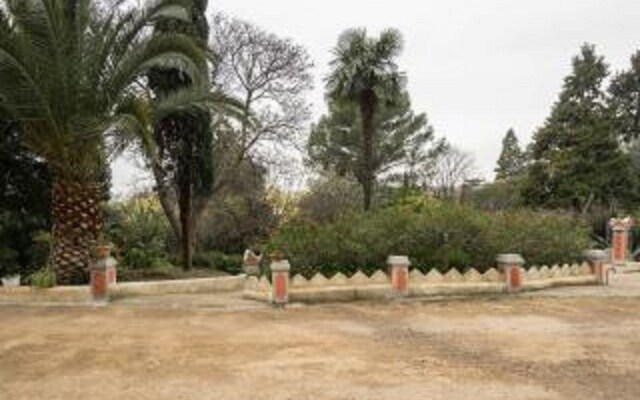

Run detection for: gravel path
[[1, 273, 640, 399]]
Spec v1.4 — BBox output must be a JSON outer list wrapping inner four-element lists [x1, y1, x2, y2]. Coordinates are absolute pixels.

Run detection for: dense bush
[[105, 195, 171, 270], [268, 197, 592, 278], [29, 266, 56, 288], [297, 175, 363, 223], [192, 251, 244, 275]]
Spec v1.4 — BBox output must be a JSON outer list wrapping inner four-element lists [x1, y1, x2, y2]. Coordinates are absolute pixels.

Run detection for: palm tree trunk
[[51, 179, 102, 284], [360, 91, 376, 211]]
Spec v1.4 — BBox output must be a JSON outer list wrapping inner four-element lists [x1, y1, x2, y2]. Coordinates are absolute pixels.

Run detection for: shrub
[[105, 195, 171, 269], [0, 247, 19, 277], [192, 251, 244, 275], [297, 175, 363, 223], [30, 266, 56, 288], [268, 199, 591, 278]]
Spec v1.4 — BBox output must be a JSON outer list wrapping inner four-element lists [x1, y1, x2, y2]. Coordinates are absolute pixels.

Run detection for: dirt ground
[[2, 275, 640, 400]]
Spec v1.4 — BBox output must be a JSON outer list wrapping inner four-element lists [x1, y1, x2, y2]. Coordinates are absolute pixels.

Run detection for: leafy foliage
[[148, 0, 213, 270], [105, 195, 171, 270], [308, 91, 441, 197], [325, 28, 405, 210], [192, 251, 243, 275], [608, 50, 640, 141], [0, 120, 50, 277], [29, 266, 56, 288], [196, 158, 276, 254], [521, 44, 638, 212], [495, 128, 526, 181], [0, 0, 208, 282], [269, 198, 591, 278], [297, 175, 364, 223]]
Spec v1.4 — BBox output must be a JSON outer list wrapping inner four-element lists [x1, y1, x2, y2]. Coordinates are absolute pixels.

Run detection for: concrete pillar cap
[[496, 253, 525, 265], [270, 260, 291, 272], [387, 255, 411, 266], [583, 249, 608, 262]]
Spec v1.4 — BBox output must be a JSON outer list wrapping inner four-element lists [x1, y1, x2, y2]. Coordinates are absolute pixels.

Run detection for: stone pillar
[[91, 245, 117, 303], [496, 254, 524, 293], [243, 249, 262, 277], [584, 249, 608, 285], [270, 259, 291, 306], [609, 217, 633, 265], [388, 255, 410, 297]]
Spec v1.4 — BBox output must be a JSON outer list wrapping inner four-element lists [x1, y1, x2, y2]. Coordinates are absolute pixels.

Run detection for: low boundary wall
[[244, 263, 597, 303], [0, 275, 246, 304]]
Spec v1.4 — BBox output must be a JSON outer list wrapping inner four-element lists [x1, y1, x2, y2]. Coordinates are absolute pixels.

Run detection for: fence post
[[91, 245, 117, 303], [584, 249, 608, 286], [609, 217, 633, 265], [271, 259, 291, 306], [243, 249, 262, 277], [496, 254, 524, 293], [388, 255, 410, 297]]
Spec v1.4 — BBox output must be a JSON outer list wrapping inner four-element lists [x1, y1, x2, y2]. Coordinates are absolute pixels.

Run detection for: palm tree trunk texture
[[51, 180, 102, 284], [360, 91, 376, 211]]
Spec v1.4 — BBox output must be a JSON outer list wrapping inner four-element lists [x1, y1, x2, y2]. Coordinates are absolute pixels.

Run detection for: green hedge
[[268, 200, 592, 278]]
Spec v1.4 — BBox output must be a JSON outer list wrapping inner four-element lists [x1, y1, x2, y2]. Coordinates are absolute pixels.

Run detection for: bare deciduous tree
[[422, 144, 476, 199], [208, 13, 313, 190]]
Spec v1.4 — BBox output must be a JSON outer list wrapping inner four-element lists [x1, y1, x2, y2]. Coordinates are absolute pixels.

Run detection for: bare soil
[[1, 279, 640, 399]]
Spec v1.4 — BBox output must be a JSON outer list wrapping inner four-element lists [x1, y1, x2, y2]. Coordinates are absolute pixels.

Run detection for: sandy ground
[[1, 274, 640, 400]]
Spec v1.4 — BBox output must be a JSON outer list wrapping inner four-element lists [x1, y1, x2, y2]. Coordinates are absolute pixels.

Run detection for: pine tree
[[494, 128, 525, 181], [308, 91, 438, 199], [608, 50, 640, 141], [521, 44, 637, 212]]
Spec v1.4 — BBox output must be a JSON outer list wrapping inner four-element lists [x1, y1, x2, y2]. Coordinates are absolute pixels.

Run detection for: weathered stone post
[[270, 257, 291, 306], [584, 249, 609, 286], [496, 254, 524, 293], [609, 217, 633, 265], [243, 249, 262, 277], [388, 255, 410, 297], [91, 245, 117, 303]]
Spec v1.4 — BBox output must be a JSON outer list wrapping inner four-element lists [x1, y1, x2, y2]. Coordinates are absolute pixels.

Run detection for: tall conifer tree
[[494, 128, 525, 181], [522, 44, 637, 212]]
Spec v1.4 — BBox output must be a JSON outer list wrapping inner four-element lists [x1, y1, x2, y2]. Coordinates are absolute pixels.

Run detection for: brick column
[[91, 245, 117, 303], [609, 217, 633, 265], [270, 259, 291, 306], [388, 255, 410, 297], [584, 249, 608, 285], [496, 254, 524, 293], [243, 249, 262, 277]]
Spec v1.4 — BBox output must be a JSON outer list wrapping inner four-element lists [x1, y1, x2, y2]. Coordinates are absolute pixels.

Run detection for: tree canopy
[[324, 28, 408, 210], [521, 44, 638, 213], [494, 128, 525, 181]]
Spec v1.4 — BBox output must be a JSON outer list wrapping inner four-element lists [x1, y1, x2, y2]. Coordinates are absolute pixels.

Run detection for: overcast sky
[[112, 0, 640, 196]]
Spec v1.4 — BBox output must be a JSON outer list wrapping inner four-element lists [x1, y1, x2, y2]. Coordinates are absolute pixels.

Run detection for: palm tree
[[326, 28, 405, 210], [0, 0, 208, 283]]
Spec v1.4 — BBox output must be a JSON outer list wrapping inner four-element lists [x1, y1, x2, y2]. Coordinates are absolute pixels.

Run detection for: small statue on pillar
[[243, 249, 263, 276]]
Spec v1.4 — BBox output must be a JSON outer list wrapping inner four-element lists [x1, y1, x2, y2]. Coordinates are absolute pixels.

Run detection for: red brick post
[[609, 217, 633, 265], [584, 249, 609, 286], [388, 255, 410, 297], [496, 254, 524, 293], [91, 245, 117, 303], [243, 249, 262, 277], [270, 260, 291, 306]]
